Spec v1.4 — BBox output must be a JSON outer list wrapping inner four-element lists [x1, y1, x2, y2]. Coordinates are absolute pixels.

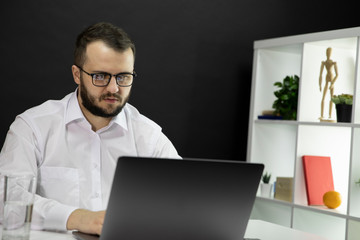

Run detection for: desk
[[1, 220, 328, 240], [245, 220, 328, 240]]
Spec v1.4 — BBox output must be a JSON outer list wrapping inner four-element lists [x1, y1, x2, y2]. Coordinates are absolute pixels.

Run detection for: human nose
[[106, 76, 119, 93]]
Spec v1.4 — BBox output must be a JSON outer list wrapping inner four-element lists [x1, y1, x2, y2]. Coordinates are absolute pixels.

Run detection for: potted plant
[[331, 94, 353, 123], [260, 172, 272, 198], [272, 75, 299, 120], [262, 172, 271, 184]]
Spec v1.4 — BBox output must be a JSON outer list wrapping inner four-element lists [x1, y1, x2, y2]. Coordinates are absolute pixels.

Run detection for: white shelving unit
[[247, 27, 360, 240]]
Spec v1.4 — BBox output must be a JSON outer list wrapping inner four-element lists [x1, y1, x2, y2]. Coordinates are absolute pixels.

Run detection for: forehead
[[84, 41, 134, 70]]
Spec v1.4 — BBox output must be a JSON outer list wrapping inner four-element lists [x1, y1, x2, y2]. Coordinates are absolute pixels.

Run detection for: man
[[0, 22, 180, 235]]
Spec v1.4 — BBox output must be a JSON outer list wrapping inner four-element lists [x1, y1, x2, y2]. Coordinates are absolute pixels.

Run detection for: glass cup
[[0, 174, 36, 240]]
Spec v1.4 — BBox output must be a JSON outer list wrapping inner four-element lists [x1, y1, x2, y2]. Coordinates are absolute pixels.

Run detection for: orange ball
[[323, 190, 341, 209]]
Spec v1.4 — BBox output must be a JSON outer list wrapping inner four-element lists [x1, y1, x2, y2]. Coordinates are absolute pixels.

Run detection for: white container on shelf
[[260, 183, 273, 198]]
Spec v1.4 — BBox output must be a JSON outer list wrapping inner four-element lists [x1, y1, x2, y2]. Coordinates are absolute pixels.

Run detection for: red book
[[302, 155, 334, 205]]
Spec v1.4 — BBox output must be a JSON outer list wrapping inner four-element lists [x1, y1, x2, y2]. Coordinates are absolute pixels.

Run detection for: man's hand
[[66, 209, 106, 235]]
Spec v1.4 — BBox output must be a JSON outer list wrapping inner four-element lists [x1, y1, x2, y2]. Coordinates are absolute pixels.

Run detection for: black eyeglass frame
[[76, 65, 137, 87]]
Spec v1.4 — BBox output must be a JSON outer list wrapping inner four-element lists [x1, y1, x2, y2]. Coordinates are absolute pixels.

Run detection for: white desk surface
[[1, 220, 328, 240], [245, 220, 328, 240]]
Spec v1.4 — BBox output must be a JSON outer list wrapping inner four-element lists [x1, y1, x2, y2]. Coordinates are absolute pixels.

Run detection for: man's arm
[[0, 117, 103, 233], [0, 118, 73, 231], [67, 209, 105, 235], [153, 132, 181, 159]]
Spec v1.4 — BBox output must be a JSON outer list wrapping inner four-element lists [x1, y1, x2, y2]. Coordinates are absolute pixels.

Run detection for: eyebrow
[[92, 70, 134, 75]]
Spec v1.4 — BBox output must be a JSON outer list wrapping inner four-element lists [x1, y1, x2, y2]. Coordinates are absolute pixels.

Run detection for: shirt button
[[94, 193, 100, 198]]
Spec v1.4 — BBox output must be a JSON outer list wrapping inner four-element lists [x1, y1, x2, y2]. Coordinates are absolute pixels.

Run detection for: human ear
[[72, 65, 81, 85]]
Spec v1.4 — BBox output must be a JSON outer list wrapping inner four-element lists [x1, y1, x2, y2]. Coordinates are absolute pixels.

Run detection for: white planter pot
[[260, 183, 273, 198]]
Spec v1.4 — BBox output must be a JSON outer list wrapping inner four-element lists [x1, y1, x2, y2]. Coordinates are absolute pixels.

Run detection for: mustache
[[100, 93, 121, 101]]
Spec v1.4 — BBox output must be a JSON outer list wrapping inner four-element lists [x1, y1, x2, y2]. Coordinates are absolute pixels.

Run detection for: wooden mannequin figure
[[319, 47, 338, 122]]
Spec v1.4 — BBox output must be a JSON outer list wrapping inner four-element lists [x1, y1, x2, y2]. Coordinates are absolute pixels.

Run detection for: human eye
[[92, 73, 106, 81], [116, 74, 132, 82]]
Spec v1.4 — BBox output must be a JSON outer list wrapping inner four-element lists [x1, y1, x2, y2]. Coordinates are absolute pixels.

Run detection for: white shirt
[[0, 90, 180, 231]]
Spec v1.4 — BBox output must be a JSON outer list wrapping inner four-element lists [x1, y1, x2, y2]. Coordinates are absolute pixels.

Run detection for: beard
[[79, 76, 130, 118]]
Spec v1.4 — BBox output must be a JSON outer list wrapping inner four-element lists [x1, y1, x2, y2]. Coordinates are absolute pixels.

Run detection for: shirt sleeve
[[32, 195, 78, 231], [0, 116, 76, 232], [152, 132, 181, 159]]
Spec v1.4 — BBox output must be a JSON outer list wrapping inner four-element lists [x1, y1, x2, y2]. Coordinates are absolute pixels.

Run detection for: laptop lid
[[98, 156, 264, 240]]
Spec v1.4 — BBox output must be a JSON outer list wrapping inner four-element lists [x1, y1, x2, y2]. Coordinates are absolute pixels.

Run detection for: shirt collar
[[110, 109, 128, 131], [65, 89, 128, 131]]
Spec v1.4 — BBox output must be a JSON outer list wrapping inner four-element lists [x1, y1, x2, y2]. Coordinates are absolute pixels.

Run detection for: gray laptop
[[73, 156, 264, 240]]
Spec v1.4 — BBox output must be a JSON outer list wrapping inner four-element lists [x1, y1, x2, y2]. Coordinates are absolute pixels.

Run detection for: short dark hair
[[74, 22, 136, 67]]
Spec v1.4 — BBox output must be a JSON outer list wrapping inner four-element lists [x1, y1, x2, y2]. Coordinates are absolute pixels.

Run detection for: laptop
[[73, 156, 264, 240]]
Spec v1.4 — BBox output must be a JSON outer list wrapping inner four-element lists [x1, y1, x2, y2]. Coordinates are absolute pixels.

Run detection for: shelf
[[251, 46, 302, 122], [296, 204, 346, 219], [255, 195, 294, 207], [256, 195, 360, 223], [254, 119, 298, 125], [248, 27, 360, 240], [250, 123, 296, 181], [299, 37, 357, 123], [348, 214, 360, 222], [251, 197, 292, 227], [255, 196, 348, 219], [255, 119, 360, 128], [293, 207, 346, 240], [348, 219, 360, 240]]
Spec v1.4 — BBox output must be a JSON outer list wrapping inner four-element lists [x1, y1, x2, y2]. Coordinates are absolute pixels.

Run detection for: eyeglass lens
[[92, 73, 134, 86]]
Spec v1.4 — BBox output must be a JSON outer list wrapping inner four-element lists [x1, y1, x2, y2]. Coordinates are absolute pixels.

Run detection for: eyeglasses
[[76, 65, 136, 87]]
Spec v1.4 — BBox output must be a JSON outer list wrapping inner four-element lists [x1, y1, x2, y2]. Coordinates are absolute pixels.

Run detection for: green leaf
[[280, 95, 289, 101], [272, 75, 299, 120], [274, 82, 282, 87]]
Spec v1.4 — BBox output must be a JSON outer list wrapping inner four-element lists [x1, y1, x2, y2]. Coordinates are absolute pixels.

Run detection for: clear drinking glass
[[0, 174, 36, 240]]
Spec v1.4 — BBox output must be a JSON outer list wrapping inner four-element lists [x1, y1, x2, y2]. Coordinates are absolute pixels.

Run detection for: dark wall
[[1, 1, 359, 160]]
